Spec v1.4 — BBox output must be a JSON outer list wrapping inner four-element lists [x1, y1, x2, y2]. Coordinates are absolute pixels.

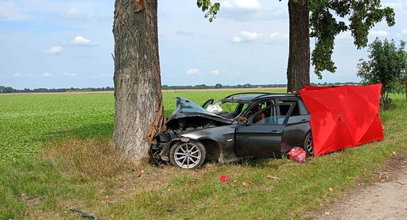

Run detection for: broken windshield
[[176, 97, 216, 115]]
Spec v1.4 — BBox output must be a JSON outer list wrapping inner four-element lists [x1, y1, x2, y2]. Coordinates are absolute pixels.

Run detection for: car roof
[[221, 92, 300, 103]]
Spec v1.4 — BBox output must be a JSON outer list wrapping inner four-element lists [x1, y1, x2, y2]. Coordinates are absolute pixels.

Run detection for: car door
[[275, 98, 311, 153], [235, 102, 295, 158]]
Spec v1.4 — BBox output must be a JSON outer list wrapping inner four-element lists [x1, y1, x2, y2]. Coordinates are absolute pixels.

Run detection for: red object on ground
[[299, 84, 384, 156], [220, 176, 230, 183], [287, 147, 306, 163]]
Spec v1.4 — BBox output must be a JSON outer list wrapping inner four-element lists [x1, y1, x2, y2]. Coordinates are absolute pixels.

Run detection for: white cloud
[[337, 31, 352, 40], [267, 32, 288, 41], [62, 8, 86, 19], [401, 29, 407, 35], [0, 1, 25, 21], [42, 72, 54, 77], [241, 31, 260, 40], [186, 68, 199, 75], [232, 36, 242, 43], [45, 46, 63, 54], [64, 72, 77, 77], [211, 70, 221, 75], [336, 30, 388, 41], [232, 31, 260, 43], [220, 0, 286, 21], [370, 30, 389, 37], [71, 36, 98, 46], [13, 72, 22, 77], [233, 31, 288, 43], [222, 0, 261, 10]]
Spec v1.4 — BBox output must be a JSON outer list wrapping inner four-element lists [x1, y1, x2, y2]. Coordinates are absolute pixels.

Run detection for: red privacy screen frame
[[299, 84, 384, 156]]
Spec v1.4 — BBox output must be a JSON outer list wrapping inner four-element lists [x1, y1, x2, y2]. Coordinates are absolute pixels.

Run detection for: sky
[[0, 0, 406, 89]]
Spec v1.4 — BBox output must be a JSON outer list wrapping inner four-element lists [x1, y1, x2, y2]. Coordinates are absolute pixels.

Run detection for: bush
[[357, 38, 407, 108]]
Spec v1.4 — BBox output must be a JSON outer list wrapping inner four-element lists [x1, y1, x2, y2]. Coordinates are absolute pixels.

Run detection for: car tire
[[170, 141, 206, 169], [303, 132, 314, 156]]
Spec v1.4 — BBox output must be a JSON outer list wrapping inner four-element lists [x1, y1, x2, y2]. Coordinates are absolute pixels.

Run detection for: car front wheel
[[304, 133, 314, 156], [170, 141, 206, 169]]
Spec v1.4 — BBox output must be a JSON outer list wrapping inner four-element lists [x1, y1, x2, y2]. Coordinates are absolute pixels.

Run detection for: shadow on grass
[[231, 157, 288, 169]]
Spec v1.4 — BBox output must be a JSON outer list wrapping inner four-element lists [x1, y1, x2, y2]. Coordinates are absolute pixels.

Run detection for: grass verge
[[0, 92, 406, 219]]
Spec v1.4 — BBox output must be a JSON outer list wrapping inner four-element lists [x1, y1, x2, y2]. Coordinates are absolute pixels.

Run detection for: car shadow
[[233, 157, 290, 169]]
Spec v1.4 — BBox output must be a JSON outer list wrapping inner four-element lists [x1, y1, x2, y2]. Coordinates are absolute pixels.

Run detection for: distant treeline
[[161, 83, 287, 90], [0, 82, 361, 93], [0, 86, 115, 93], [162, 82, 360, 90]]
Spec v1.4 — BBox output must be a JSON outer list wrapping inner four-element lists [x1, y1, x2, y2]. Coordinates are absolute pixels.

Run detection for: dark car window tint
[[246, 101, 273, 123], [279, 104, 291, 115], [251, 103, 294, 125], [298, 99, 308, 115], [277, 99, 300, 116]]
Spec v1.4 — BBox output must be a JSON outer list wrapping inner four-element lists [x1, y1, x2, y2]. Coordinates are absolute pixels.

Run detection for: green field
[[1, 90, 406, 219]]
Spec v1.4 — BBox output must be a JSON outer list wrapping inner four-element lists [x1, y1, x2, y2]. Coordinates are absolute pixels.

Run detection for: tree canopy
[[310, 0, 395, 78]]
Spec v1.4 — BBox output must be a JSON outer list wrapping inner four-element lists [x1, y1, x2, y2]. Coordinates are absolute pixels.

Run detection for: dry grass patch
[[30, 137, 178, 218], [44, 138, 137, 179]]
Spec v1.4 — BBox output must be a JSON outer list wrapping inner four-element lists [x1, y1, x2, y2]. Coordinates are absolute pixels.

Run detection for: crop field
[[0, 90, 406, 219], [0, 90, 266, 164]]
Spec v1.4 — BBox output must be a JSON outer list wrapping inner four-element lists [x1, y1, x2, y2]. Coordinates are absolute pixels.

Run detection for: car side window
[[298, 99, 308, 115], [245, 101, 273, 123], [249, 103, 294, 125], [277, 99, 309, 116], [276, 99, 302, 116]]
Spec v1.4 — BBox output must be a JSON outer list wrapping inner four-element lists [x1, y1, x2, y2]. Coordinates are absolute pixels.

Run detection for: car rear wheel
[[170, 141, 206, 169], [304, 133, 314, 156]]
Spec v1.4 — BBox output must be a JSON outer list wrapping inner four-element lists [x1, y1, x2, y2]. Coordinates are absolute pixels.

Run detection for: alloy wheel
[[173, 143, 202, 169], [305, 133, 314, 155]]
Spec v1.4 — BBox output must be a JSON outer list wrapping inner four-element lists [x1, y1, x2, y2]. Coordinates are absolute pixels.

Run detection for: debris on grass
[[70, 209, 97, 220], [287, 147, 306, 163], [219, 176, 230, 183], [266, 175, 281, 180]]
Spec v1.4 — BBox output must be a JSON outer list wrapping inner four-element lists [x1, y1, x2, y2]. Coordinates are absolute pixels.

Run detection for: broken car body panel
[[165, 97, 233, 130], [150, 94, 312, 167]]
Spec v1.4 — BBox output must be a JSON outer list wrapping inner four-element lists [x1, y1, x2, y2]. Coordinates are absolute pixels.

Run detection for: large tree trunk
[[287, 0, 310, 92], [113, 0, 164, 162]]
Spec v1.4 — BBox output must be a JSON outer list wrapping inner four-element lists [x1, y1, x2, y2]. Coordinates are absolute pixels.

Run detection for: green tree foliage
[[0, 86, 15, 93], [197, 0, 395, 79], [357, 39, 406, 106], [215, 83, 223, 88], [196, 0, 220, 22], [310, 0, 395, 78]]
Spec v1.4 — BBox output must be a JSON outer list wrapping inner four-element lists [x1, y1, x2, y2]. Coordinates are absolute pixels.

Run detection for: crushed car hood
[[165, 97, 233, 128]]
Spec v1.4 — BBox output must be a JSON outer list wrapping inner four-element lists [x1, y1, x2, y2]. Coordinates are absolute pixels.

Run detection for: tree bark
[[287, 0, 310, 92], [113, 0, 164, 162]]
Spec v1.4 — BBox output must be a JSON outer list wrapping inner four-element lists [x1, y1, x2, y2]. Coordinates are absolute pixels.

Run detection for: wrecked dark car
[[150, 92, 313, 169]]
